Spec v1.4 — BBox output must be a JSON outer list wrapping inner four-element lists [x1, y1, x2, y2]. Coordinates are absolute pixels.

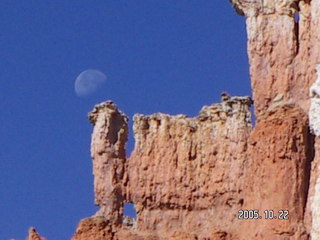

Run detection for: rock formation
[[308, 65, 320, 239], [229, 0, 319, 115], [72, 96, 254, 240], [126, 96, 253, 238], [228, 0, 320, 239], [24, 0, 320, 239], [72, 0, 320, 239], [88, 101, 128, 224], [26, 227, 46, 240]]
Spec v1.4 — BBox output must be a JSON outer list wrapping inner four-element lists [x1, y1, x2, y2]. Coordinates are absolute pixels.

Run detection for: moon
[[74, 69, 107, 97]]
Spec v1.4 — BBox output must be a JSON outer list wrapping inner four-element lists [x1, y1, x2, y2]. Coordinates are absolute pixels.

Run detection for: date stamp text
[[238, 210, 289, 220]]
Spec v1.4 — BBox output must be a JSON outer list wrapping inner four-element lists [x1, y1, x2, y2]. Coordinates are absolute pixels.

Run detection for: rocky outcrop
[[309, 65, 320, 137], [26, 227, 45, 240], [71, 1, 320, 238], [25, 0, 320, 239], [230, 0, 319, 116], [71, 217, 114, 240], [307, 65, 320, 239], [72, 97, 315, 239], [72, 96, 253, 240], [126, 96, 253, 238]]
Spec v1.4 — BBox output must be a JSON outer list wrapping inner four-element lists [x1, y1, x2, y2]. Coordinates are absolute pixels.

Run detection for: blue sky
[[0, 1, 250, 239]]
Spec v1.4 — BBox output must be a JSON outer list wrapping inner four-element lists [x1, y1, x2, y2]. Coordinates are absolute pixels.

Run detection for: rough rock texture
[[230, 0, 319, 116], [242, 104, 313, 239], [72, 99, 314, 240], [72, 96, 253, 240], [26, 227, 46, 240], [88, 101, 128, 224], [126, 96, 253, 238], [309, 65, 320, 137], [229, 1, 320, 238], [71, 217, 114, 240], [307, 65, 320, 239], [308, 139, 320, 240]]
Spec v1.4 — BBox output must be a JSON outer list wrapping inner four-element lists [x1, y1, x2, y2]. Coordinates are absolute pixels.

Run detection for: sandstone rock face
[[88, 101, 128, 224], [229, 0, 320, 239], [72, 96, 253, 240], [126, 96, 253, 238], [242, 104, 312, 239], [229, 1, 320, 239], [71, 217, 114, 240], [308, 139, 320, 240], [73, 99, 315, 240], [230, 0, 319, 116], [306, 4, 320, 238]]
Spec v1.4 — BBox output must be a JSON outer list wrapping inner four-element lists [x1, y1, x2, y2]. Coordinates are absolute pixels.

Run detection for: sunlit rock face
[[73, 97, 312, 240], [309, 65, 320, 137], [88, 101, 128, 225], [309, 65, 320, 240], [229, 0, 320, 239], [126, 96, 253, 238], [230, 0, 319, 117], [72, 97, 253, 240]]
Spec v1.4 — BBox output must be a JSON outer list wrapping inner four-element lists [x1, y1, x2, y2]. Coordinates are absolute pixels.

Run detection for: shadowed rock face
[[243, 104, 312, 239]]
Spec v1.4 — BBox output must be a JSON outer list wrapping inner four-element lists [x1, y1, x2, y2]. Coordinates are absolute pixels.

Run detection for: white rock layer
[[309, 65, 320, 137]]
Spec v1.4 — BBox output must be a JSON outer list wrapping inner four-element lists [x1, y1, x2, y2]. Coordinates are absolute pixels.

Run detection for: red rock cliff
[[229, 0, 320, 239], [72, 96, 254, 240], [126, 96, 253, 238]]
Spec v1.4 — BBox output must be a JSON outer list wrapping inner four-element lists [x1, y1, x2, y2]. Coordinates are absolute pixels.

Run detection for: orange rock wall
[[125, 97, 253, 238]]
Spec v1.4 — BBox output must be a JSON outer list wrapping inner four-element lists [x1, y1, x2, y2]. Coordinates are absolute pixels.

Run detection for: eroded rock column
[[230, 0, 299, 114], [88, 101, 128, 224]]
